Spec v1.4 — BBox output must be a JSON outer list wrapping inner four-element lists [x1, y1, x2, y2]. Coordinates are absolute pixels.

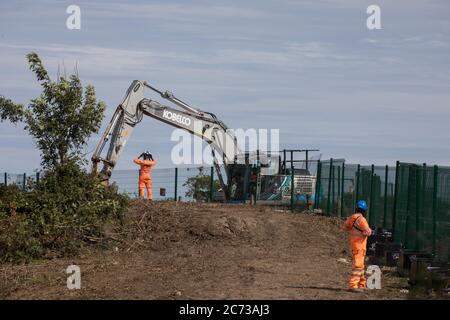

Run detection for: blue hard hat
[[356, 200, 368, 211]]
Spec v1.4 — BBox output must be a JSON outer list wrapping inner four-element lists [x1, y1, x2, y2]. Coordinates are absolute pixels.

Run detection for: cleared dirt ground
[[0, 201, 410, 299]]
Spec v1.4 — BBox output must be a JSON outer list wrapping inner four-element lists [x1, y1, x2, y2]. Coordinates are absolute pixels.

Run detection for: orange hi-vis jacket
[[133, 159, 156, 178], [342, 213, 372, 248]]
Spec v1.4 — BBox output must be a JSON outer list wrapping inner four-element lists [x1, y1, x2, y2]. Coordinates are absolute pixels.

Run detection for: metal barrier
[[312, 160, 450, 263], [3, 160, 449, 262]]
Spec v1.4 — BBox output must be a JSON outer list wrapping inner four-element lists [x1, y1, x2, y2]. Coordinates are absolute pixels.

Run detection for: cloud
[[85, 1, 269, 20], [362, 38, 378, 44], [0, 43, 159, 73], [0, 39, 361, 93], [189, 41, 361, 71], [360, 33, 450, 50]]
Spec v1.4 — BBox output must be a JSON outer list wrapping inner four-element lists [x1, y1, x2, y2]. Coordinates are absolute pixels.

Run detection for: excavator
[[91, 80, 278, 201]]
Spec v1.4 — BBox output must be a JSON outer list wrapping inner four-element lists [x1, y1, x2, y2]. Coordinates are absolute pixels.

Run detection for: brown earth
[[0, 201, 411, 299]]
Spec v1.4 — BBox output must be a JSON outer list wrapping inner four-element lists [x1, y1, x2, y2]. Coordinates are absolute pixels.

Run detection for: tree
[[0, 54, 128, 263], [0, 52, 106, 169], [183, 167, 220, 202]]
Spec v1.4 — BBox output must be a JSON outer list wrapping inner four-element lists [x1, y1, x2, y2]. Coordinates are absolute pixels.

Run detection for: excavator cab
[[224, 152, 280, 202]]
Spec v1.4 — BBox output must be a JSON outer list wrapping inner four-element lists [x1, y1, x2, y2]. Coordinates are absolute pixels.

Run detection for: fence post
[[404, 166, 414, 248], [290, 166, 295, 212], [209, 166, 214, 202], [432, 165, 438, 256], [383, 165, 388, 229], [331, 165, 336, 216], [340, 162, 345, 218], [421, 163, 427, 251], [355, 164, 361, 208], [337, 165, 341, 217], [327, 158, 333, 216], [392, 161, 400, 238], [36, 171, 40, 184], [4, 172, 6, 186], [242, 164, 250, 204], [314, 160, 321, 209], [23, 173, 26, 191], [174, 167, 178, 201], [368, 164, 375, 225], [414, 165, 421, 251]]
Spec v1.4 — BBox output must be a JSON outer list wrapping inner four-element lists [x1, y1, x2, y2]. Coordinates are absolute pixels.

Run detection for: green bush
[[0, 163, 128, 263], [183, 167, 221, 202]]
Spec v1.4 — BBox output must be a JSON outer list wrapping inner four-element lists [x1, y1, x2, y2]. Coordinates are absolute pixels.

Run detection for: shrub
[[0, 162, 128, 263]]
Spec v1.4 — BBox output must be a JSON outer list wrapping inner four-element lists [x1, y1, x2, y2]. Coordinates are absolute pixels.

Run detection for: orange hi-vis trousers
[[139, 176, 152, 200], [350, 247, 367, 289], [342, 213, 372, 289], [134, 158, 156, 201]]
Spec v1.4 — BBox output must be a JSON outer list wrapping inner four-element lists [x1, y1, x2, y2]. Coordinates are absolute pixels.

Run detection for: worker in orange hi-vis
[[342, 200, 373, 292], [133, 151, 156, 201]]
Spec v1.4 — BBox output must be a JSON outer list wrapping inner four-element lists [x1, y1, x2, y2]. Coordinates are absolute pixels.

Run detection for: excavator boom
[[92, 80, 242, 199]]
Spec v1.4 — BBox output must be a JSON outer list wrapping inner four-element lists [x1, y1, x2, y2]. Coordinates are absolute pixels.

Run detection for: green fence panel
[[391, 162, 450, 262], [317, 159, 345, 216], [435, 166, 450, 262], [369, 165, 393, 228], [420, 165, 435, 254], [341, 164, 358, 217]]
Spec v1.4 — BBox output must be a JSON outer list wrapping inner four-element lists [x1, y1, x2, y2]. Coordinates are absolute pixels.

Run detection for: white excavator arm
[[91, 80, 242, 199]]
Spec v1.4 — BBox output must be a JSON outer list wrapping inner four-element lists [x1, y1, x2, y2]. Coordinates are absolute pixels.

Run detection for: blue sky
[[1, 0, 449, 171]]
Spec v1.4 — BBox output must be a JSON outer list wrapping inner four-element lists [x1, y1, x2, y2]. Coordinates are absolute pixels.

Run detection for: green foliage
[[0, 52, 106, 169], [0, 96, 24, 124], [183, 167, 220, 202], [0, 163, 128, 263], [0, 52, 129, 263]]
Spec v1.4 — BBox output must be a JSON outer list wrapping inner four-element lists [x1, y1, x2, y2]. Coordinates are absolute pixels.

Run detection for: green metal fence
[[1, 167, 217, 202], [3, 160, 450, 262], [109, 166, 217, 201], [0, 172, 40, 191], [392, 162, 450, 263], [313, 160, 450, 263]]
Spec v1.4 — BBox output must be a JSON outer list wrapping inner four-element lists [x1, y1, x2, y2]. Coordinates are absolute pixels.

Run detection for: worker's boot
[[358, 277, 367, 289]]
